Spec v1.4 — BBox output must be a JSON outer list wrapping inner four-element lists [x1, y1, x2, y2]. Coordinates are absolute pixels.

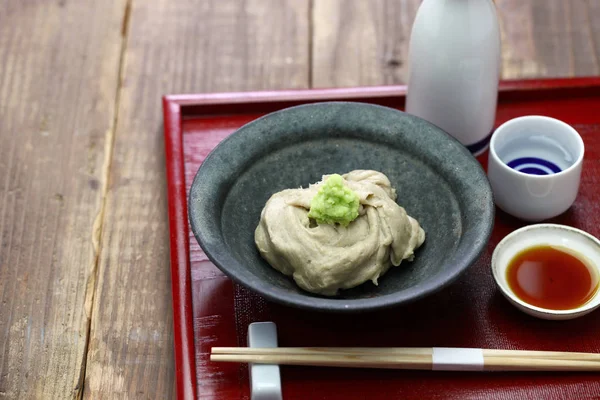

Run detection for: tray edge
[[162, 76, 600, 399], [163, 97, 198, 400]]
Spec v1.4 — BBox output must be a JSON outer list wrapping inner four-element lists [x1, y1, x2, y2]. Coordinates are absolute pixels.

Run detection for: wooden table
[[0, 1, 599, 398]]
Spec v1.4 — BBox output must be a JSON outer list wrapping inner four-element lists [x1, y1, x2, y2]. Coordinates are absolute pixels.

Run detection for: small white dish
[[487, 116, 584, 221], [491, 224, 600, 320]]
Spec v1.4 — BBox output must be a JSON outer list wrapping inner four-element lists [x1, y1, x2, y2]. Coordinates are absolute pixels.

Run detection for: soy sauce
[[506, 245, 599, 310]]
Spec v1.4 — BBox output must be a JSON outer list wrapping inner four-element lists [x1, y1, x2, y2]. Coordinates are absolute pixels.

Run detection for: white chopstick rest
[[432, 347, 484, 371], [248, 322, 283, 400]]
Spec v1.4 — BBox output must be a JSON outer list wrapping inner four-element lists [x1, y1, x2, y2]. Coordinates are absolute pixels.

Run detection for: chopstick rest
[[432, 347, 484, 371], [247, 322, 283, 400]]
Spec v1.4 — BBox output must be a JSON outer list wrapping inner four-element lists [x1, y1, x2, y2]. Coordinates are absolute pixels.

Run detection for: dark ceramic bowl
[[188, 102, 494, 313]]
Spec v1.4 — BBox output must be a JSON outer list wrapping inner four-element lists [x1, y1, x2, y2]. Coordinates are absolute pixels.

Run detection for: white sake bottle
[[405, 0, 501, 155]]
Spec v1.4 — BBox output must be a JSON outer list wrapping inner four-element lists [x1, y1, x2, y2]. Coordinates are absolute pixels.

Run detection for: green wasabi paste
[[308, 174, 359, 226]]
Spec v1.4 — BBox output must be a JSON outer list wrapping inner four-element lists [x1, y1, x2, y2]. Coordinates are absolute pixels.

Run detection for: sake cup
[[487, 116, 584, 221]]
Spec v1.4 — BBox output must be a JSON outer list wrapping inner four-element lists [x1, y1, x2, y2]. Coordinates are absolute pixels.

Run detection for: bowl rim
[[489, 115, 585, 180], [188, 101, 495, 312], [491, 223, 600, 318]]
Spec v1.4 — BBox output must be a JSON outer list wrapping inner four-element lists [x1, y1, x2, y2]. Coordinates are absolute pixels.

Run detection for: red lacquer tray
[[163, 77, 600, 400]]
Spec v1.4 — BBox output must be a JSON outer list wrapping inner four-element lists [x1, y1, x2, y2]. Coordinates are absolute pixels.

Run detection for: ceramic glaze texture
[[406, 0, 501, 154], [188, 102, 494, 312], [488, 116, 584, 221]]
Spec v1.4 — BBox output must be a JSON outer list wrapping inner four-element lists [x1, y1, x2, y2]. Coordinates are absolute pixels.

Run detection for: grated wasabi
[[307, 174, 359, 226]]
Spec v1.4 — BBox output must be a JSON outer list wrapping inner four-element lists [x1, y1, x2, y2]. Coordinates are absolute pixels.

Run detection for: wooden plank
[[83, 0, 310, 398], [312, 0, 420, 88], [0, 0, 126, 398], [497, 0, 600, 78], [312, 0, 600, 87]]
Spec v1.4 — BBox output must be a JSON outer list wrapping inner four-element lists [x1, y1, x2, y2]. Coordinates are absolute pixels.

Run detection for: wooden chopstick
[[212, 347, 600, 361], [212, 347, 432, 356], [211, 353, 433, 370], [210, 347, 600, 372], [483, 349, 600, 361]]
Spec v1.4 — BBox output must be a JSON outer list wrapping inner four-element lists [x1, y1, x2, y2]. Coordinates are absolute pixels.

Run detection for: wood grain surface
[[0, 0, 126, 398], [312, 0, 600, 87], [312, 0, 420, 87], [0, 0, 599, 398], [82, 1, 309, 398], [497, 0, 600, 78]]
